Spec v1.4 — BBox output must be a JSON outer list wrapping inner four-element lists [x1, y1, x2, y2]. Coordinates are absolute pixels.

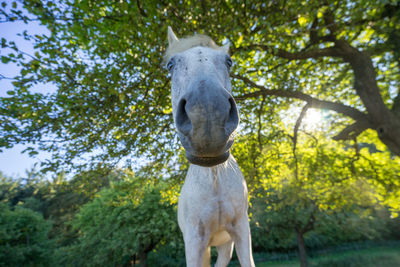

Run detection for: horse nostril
[[176, 99, 192, 136], [225, 97, 239, 136]]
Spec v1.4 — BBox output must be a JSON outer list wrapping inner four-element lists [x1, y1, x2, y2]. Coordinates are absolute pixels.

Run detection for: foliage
[[0, 203, 54, 267], [234, 126, 399, 266], [0, 168, 47, 208], [1, 0, 400, 172], [0, 171, 19, 204], [42, 170, 121, 246], [58, 179, 182, 266]]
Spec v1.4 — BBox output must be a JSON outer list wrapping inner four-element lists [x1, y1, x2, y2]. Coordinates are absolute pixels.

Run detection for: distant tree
[[60, 180, 181, 267], [251, 184, 386, 267], [0, 167, 49, 211], [234, 126, 399, 267], [0, 203, 54, 267], [0, 171, 19, 204], [42, 169, 130, 247]]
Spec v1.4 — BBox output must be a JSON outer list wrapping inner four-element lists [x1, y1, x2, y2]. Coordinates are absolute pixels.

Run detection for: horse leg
[[183, 228, 210, 267], [230, 215, 255, 267], [202, 246, 211, 267], [215, 241, 234, 267]]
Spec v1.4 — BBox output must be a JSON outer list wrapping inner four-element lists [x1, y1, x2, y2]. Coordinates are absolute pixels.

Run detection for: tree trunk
[[295, 229, 308, 267], [336, 40, 400, 156], [138, 242, 155, 267], [138, 252, 148, 267], [130, 254, 136, 267]]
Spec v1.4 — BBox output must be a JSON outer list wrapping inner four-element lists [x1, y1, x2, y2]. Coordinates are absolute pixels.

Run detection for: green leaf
[[1, 56, 10, 63], [298, 15, 309, 27], [1, 37, 6, 48], [28, 151, 39, 156]]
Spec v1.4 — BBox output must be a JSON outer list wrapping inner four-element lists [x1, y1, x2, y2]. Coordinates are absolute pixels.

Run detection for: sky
[[0, 12, 52, 178]]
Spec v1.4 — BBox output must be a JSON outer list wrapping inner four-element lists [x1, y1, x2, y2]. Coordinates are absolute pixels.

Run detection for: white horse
[[165, 27, 255, 267]]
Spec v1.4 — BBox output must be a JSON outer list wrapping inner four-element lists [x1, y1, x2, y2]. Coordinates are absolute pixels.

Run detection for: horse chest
[[178, 161, 247, 233]]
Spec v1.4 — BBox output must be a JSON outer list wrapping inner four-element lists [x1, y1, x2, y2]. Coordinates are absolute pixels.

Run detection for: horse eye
[[226, 57, 233, 68], [167, 59, 175, 72]]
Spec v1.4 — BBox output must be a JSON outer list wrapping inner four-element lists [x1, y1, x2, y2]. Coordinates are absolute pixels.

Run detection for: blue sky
[[0, 16, 51, 178]]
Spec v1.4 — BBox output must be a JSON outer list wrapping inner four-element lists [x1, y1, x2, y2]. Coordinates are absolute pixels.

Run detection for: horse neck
[[186, 155, 243, 185]]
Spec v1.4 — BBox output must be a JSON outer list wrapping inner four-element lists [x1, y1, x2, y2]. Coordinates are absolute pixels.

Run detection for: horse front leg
[[215, 241, 234, 267], [182, 226, 210, 267], [230, 215, 255, 267], [202, 246, 211, 267]]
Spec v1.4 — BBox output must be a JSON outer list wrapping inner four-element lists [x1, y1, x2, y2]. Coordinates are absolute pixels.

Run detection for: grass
[[256, 261, 298, 267], [254, 245, 400, 267]]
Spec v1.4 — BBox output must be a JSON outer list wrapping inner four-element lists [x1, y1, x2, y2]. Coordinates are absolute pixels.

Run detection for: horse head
[[165, 27, 239, 167]]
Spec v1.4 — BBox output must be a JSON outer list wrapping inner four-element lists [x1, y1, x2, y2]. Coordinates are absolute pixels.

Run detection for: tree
[[241, 129, 395, 267], [1, 0, 399, 172], [232, 95, 399, 266], [0, 167, 50, 213], [42, 170, 125, 245], [0, 203, 54, 266], [61, 179, 182, 267], [0, 171, 19, 204], [229, 1, 400, 156]]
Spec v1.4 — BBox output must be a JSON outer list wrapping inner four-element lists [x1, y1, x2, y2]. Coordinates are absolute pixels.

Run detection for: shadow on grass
[[248, 242, 400, 267], [310, 246, 400, 267]]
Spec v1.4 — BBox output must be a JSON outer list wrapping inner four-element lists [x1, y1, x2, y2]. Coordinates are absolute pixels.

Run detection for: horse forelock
[[163, 34, 221, 64]]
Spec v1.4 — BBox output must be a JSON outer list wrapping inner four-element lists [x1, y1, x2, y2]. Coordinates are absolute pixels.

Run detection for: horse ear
[[168, 26, 179, 45], [221, 43, 230, 54]]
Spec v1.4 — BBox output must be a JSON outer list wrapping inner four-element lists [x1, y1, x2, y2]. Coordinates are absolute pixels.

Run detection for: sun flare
[[303, 109, 324, 130]]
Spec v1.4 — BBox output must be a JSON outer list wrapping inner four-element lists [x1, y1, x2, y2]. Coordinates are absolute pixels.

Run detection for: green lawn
[[254, 245, 400, 267]]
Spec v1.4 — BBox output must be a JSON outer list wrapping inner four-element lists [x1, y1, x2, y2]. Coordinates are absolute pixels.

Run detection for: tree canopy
[[60, 181, 180, 266], [1, 0, 400, 172], [0, 203, 54, 266]]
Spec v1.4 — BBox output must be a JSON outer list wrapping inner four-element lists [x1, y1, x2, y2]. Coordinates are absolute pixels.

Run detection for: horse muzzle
[[175, 79, 239, 167]]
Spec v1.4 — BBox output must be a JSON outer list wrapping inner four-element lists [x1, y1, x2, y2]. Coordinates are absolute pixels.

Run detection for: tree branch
[[333, 120, 372, 141], [233, 44, 341, 60], [291, 103, 310, 181], [292, 103, 311, 153], [0, 74, 16, 80], [233, 74, 369, 122], [136, 0, 148, 17], [302, 207, 317, 234], [392, 90, 400, 117]]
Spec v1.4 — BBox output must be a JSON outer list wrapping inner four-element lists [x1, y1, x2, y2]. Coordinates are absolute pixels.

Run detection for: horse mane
[[164, 34, 221, 63]]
